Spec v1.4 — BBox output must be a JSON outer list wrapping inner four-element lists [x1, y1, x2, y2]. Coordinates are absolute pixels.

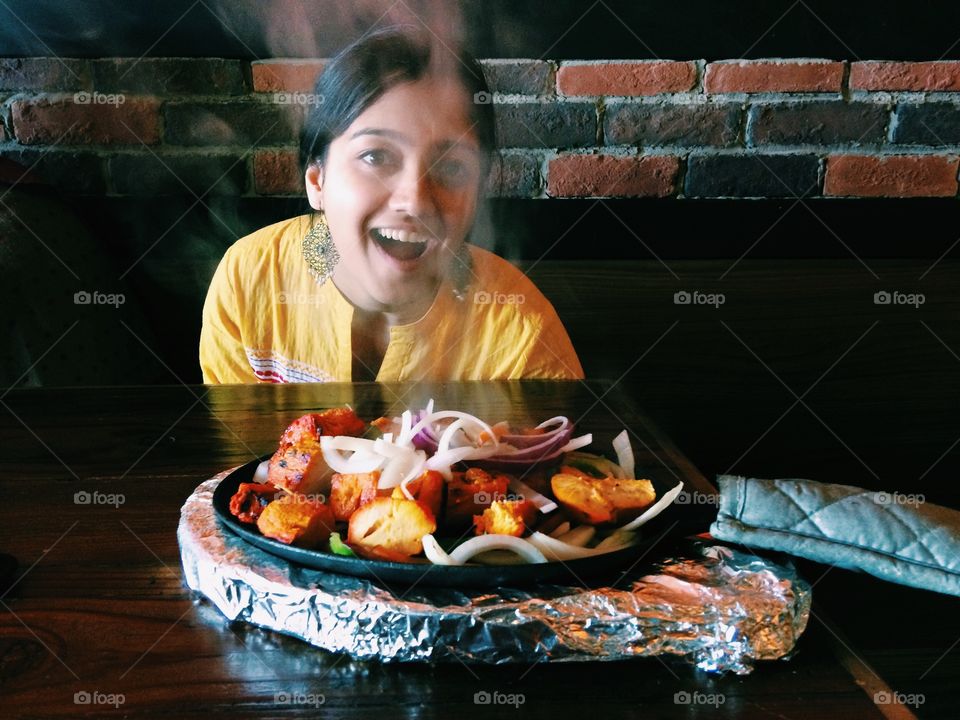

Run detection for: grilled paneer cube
[[256, 493, 336, 548], [330, 471, 381, 521], [390, 469, 444, 519], [551, 473, 655, 525], [267, 408, 365, 496], [473, 499, 538, 537], [347, 497, 437, 562]]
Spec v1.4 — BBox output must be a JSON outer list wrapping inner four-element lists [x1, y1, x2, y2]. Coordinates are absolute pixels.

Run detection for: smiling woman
[[199, 27, 583, 383]]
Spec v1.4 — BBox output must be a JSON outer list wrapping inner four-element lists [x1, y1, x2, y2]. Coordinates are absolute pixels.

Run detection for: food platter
[[213, 455, 683, 588]]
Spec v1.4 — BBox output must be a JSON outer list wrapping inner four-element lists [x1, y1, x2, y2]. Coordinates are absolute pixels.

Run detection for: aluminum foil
[[178, 472, 811, 674]]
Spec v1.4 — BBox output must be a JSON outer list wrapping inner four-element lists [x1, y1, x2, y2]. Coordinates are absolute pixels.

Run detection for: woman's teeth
[[373, 228, 430, 244], [371, 228, 431, 262]]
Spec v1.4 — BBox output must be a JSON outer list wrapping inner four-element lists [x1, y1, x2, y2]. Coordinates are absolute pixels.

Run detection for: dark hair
[[299, 27, 496, 174]]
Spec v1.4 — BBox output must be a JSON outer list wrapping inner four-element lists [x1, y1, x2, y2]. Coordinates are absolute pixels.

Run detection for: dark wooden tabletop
[[0, 380, 939, 719]]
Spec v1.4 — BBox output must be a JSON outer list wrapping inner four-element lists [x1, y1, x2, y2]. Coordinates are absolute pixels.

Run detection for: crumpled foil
[[178, 472, 811, 674]]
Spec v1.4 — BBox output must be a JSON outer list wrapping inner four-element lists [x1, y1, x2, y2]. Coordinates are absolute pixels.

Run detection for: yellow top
[[199, 215, 584, 383]]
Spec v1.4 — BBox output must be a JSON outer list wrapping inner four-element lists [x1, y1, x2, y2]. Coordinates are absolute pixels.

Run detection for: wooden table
[[0, 381, 936, 718]]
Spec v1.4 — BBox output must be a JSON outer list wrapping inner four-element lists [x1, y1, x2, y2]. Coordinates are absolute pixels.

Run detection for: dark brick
[[488, 152, 542, 197], [685, 153, 820, 198], [747, 102, 888, 145], [0, 58, 91, 91], [163, 100, 303, 146], [891, 103, 960, 145], [0, 148, 105, 194], [109, 152, 247, 196], [494, 102, 595, 148], [747, 102, 888, 146], [604, 102, 741, 147], [480, 60, 554, 95], [93, 58, 245, 95]]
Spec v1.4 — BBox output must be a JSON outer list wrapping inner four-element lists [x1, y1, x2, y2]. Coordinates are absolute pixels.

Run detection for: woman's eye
[[359, 149, 396, 168], [432, 159, 472, 187]]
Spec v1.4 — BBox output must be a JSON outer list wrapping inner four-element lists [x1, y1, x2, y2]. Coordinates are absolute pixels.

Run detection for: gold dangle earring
[[301, 220, 340, 286]]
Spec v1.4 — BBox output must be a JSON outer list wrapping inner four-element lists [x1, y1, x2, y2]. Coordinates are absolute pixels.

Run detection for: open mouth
[[370, 228, 431, 263]]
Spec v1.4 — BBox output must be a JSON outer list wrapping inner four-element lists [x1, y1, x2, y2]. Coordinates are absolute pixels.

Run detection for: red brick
[[705, 60, 843, 93], [547, 154, 679, 197], [850, 62, 960, 92], [251, 60, 325, 93], [824, 155, 959, 197], [253, 149, 302, 195], [557, 62, 696, 96], [11, 96, 160, 145]]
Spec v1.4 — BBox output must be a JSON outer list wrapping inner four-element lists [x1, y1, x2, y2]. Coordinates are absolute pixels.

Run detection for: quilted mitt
[[710, 475, 960, 597]]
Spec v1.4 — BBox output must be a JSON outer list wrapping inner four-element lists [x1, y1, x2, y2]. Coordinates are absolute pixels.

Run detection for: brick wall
[[2, 57, 960, 199]]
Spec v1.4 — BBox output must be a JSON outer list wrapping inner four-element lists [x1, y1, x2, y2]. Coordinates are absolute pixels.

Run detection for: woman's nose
[[388, 166, 435, 217]]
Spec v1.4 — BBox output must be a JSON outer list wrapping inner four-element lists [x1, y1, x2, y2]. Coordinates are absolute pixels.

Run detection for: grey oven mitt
[[709, 475, 960, 597]]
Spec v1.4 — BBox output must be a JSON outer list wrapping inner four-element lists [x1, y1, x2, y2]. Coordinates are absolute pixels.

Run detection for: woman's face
[[305, 76, 484, 320]]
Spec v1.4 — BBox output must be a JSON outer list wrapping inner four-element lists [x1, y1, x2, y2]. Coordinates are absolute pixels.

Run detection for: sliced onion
[[548, 521, 571, 538], [253, 459, 270, 483], [595, 529, 637, 550], [557, 433, 592, 454], [612, 430, 635, 479], [527, 531, 635, 561], [320, 436, 384, 473], [422, 534, 458, 565], [398, 450, 427, 499], [508, 476, 557, 514], [448, 535, 548, 564], [426, 443, 501, 480], [557, 525, 596, 547], [619, 480, 685, 531]]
